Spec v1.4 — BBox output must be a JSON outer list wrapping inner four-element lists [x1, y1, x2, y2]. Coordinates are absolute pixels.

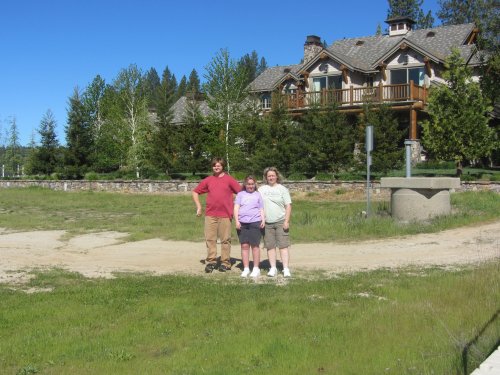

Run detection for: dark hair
[[211, 157, 225, 169]]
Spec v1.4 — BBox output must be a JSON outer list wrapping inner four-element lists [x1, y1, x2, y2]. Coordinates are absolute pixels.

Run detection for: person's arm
[[234, 204, 241, 229], [192, 191, 202, 217], [259, 207, 265, 228], [283, 204, 292, 230]]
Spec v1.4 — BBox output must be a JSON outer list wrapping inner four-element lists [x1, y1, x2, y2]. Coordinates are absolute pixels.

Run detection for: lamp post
[[404, 140, 415, 178], [365, 125, 373, 217]]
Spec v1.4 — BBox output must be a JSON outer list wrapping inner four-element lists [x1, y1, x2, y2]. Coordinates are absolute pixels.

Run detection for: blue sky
[[0, 0, 440, 146]]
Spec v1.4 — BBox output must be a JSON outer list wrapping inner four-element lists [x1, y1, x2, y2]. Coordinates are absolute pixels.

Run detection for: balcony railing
[[271, 81, 427, 111]]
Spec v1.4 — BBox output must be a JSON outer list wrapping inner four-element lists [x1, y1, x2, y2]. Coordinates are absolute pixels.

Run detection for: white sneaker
[[241, 268, 250, 278], [250, 268, 260, 278], [283, 268, 291, 278], [267, 267, 277, 277]]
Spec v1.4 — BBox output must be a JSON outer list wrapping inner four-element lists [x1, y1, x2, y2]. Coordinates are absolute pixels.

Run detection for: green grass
[[1, 263, 498, 374], [0, 188, 499, 373], [0, 188, 498, 243]]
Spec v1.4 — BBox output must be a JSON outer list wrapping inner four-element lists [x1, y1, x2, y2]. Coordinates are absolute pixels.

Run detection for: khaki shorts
[[263, 220, 290, 249]]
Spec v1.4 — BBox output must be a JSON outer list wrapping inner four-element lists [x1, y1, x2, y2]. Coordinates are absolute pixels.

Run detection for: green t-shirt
[[258, 184, 292, 223]]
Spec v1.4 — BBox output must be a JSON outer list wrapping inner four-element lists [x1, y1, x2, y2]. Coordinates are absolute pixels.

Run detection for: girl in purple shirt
[[234, 175, 265, 278]]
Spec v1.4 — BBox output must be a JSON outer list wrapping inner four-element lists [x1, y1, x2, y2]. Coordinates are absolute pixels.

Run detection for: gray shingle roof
[[249, 23, 479, 92], [171, 96, 210, 125], [248, 64, 303, 92]]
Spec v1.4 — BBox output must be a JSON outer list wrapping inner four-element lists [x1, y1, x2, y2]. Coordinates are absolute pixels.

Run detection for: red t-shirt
[[194, 174, 241, 218]]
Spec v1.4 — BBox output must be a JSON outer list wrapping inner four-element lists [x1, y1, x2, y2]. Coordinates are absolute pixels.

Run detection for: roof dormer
[[385, 16, 415, 36]]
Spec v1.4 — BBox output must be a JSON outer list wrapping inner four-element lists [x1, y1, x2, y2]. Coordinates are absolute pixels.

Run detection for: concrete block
[[381, 177, 461, 222]]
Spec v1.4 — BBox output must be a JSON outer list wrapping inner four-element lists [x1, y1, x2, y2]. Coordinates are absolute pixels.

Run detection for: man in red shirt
[[192, 158, 241, 273]]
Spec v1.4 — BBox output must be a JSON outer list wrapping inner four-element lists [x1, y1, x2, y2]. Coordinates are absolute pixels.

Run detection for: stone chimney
[[304, 35, 323, 64]]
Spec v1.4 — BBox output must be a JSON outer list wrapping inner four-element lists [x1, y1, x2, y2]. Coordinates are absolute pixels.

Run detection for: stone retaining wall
[[0, 179, 498, 195]]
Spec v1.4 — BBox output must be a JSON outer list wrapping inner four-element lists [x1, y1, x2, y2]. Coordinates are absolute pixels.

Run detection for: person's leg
[[249, 245, 261, 277], [218, 217, 232, 268], [280, 247, 291, 276], [267, 248, 277, 276], [279, 247, 289, 269], [264, 222, 278, 276], [204, 216, 218, 265], [241, 243, 250, 269], [240, 242, 251, 277], [251, 245, 260, 269], [276, 221, 291, 277]]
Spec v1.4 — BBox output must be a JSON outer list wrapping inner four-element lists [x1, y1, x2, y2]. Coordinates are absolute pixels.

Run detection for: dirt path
[[1, 221, 499, 283]]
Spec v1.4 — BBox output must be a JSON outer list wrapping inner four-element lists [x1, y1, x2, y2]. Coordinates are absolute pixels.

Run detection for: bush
[[461, 174, 475, 181], [84, 172, 99, 181], [286, 173, 307, 181], [314, 172, 334, 181], [50, 173, 62, 180], [154, 174, 172, 181], [337, 171, 365, 181], [415, 160, 455, 170], [229, 171, 248, 181]]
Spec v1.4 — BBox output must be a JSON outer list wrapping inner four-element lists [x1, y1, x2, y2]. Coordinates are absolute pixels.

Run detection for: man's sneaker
[[219, 265, 231, 272], [267, 267, 277, 277], [241, 268, 250, 278], [249, 268, 261, 278], [205, 263, 216, 273], [283, 268, 291, 278]]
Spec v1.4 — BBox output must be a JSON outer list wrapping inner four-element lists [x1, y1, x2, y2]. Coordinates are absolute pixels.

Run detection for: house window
[[312, 75, 342, 91], [366, 76, 374, 87], [261, 94, 271, 109], [390, 67, 424, 85]]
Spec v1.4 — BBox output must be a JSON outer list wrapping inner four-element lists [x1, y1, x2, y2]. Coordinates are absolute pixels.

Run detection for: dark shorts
[[263, 220, 290, 249], [237, 221, 263, 246]]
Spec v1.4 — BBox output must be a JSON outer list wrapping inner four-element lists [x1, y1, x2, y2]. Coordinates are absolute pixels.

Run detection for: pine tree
[[187, 69, 201, 94], [387, 0, 434, 29], [257, 57, 268, 77], [4, 116, 22, 176], [142, 67, 161, 110], [363, 104, 406, 173], [151, 66, 178, 175], [30, 109, 61, 175], [177, 97, 209, 174], [437, 0, 499, 50], [176, 76, 187, 100], [238, 51, 268, 85], [297, 103, 355, 176], [421, 49, 495, 173], [65, 87, 93, 178]]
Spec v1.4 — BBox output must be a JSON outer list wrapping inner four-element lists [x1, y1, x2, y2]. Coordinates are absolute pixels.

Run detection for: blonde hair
[[242, 175, 258, 191], [263, 167, 283, 184]]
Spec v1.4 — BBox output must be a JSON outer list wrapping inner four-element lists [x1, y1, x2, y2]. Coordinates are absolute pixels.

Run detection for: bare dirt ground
[[1, 221, 499, 284]]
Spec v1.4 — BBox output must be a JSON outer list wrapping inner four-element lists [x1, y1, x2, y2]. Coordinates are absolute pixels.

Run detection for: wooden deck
[[266, 81, 427, 112]]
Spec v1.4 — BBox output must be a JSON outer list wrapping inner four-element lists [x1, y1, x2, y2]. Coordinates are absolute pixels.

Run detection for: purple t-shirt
[[234, 190, 264, 223]]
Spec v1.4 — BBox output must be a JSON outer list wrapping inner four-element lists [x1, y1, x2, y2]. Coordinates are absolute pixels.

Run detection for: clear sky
[[0, 0, 440, 146]]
